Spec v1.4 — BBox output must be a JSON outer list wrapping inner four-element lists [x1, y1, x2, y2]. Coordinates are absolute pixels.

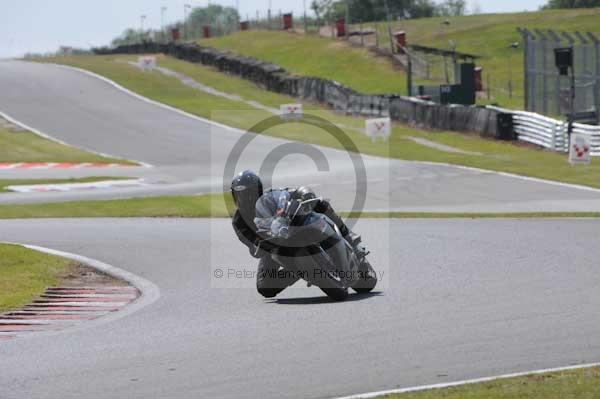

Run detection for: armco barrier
[[488, 106, 600, 156], [94, 42, 500, 138]]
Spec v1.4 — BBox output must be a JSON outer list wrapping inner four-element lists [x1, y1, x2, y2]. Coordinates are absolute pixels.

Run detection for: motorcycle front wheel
[[321, 287, 349, 301], [352, 262, 377, 294]]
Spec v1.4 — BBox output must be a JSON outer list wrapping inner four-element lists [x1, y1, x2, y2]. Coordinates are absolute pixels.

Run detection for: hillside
[[204, 30, 407, 94], [205, 8, 600, 110]]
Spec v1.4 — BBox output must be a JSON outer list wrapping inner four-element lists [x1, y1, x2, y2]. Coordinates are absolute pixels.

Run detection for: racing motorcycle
[[254, 190, 377, 301]]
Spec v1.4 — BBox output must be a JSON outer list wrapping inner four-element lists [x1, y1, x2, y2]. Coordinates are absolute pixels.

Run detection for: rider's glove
[[250, 243, 263, 259], [250, 239, 274, 259]]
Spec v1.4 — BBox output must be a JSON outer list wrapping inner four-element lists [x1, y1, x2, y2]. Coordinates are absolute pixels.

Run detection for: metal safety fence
[[519, 28, 600, 121], [489, 106, 600, 156]]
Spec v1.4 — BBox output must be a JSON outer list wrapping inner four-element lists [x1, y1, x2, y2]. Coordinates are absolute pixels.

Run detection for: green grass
[[0, 177, 131, 193], [35, 54, 600, 189], [383, 366, 600, 399], [206, 10, 600, 110], [0, 243, 76, 313], [345, 211, 600, 218], [0, 193, 599, 219], [0, 125, 132, 164], [205, 30, 407, 94], [0, 193, 232, 219]]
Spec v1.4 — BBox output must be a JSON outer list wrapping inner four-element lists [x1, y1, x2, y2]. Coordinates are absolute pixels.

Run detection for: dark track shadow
[[270, 291, 383, 305]]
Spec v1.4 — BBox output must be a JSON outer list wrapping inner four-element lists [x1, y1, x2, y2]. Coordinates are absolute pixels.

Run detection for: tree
[[311, 0, 334, 22], [542, 0, 600, 8], [310, 0, 349, 22], [187, 5, 239, 36], [339, 0, 437, 22], [111, 28, 142, 46], [436, 0, 467, 16], [409, 0, 437, 18]]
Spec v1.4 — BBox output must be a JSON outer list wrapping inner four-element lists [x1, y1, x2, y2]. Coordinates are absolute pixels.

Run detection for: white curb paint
[[333, 362, 600, 399], [29, 302, 129, 307], [51, 63, 600, 195], [0, 110, 152, 168], [1, 242, 160, 339], [0, 162, 138, 170], [7, 178, 147, 193]]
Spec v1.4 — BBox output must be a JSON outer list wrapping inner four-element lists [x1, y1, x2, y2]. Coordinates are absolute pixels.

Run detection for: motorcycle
[[254, 190, 377, 301]]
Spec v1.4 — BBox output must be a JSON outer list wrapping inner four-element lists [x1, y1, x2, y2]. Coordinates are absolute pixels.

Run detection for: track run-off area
[[0, 60, 599, 398]]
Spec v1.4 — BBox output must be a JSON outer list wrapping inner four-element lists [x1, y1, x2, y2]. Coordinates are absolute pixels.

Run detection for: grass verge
[[0, 177, 132, 193], [0, 243, 77, 313], [0, 125, 133, 164], [0, 194, 599, 219], [382, 366, 600, 399], [344, 211, 600, 219], [205, 30, 406, 94], [34, 54, 600, 189], [0, 194, 232, 219]]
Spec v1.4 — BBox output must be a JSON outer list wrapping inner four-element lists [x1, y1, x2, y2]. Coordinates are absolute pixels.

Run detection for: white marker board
[[280, 103, 303, 120], [366, 117, 391, 142], [569, 133, 592, 165], [138, 56, 157, 71]]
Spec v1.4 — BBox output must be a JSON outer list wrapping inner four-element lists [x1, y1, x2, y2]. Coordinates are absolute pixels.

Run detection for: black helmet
[[295, 186, 316, 202], [291, 186, 317, 218], [231, 170, 263, 216]]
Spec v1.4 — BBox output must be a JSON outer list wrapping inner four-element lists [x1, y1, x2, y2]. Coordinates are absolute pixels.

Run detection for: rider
[[231, 170, 364, 298]]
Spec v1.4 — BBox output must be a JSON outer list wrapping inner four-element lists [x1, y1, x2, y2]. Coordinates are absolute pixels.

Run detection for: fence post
[[345, 3, 350, 40], [407, 52, 413, 97], [518, 28, 529, 111], [375, 23, 379, 48], [524, 33, 531, 111], [597, 38, 600, 123], [387, 24, 394, 53], [590, 32, 600, 124], [518, 28, 536, 112], [540, 33, 549, 115], [360, 20, 364, 46]]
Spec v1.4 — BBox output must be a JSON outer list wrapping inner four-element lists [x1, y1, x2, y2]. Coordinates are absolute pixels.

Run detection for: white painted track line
[[333, 362, 600, 399]]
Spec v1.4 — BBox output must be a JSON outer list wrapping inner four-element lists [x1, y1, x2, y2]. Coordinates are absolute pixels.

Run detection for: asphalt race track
[[1, 60, 600, 398], [2, 60, 600, 212], [1, 218, 600, 399]]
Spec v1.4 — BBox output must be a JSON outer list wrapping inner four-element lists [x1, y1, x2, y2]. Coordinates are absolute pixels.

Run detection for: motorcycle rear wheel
[[321, 287, 349, 301]]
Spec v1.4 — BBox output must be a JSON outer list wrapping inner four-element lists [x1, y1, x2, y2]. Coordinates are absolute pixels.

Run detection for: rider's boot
[[319, 203, 369, 260]]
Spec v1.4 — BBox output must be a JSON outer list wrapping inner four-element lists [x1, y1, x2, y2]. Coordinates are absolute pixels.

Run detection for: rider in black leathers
[[231, 170, 363, 298]]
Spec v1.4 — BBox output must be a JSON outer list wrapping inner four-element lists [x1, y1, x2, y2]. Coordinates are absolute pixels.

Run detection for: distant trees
[[436, 0, 468, 16], [109, 5, 240, 46], [187, 5, 239, 36], [111, 28, 143, 46], [311, 0, 335, 21], [542, 0, 600, 8], [310, 0, 468, 23]]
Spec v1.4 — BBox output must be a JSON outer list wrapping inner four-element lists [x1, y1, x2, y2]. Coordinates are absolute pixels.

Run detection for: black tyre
[[352, 262, 377, 294], [321, 287, 349, 301]]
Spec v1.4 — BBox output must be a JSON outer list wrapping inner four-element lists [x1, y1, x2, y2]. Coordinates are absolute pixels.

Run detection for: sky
[[1, 0, 548, 58]]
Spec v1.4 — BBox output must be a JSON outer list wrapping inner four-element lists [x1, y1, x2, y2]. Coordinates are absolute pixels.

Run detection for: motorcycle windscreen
[[254, 190, 290, 232]]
